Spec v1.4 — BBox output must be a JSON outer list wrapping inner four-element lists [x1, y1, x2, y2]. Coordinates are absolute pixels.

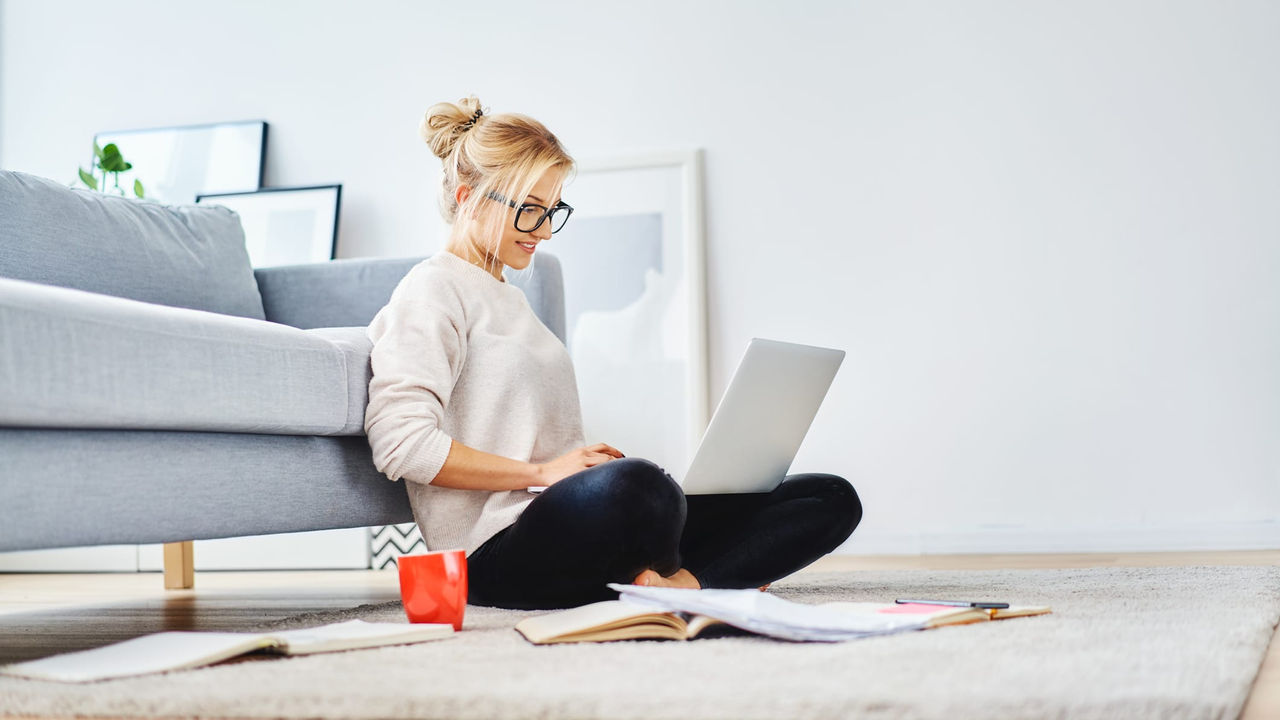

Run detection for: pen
[[895, 599, 1010, 609]]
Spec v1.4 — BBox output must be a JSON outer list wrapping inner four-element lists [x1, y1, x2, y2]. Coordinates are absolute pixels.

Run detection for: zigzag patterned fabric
[[369, 523, 426, 569]]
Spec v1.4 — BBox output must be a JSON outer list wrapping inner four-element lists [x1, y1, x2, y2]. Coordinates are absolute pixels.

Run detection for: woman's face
[[490, 168, 563, 274]]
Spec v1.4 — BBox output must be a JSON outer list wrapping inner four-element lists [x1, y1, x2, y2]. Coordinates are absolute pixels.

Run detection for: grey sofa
[[0, 169, 567, 585]]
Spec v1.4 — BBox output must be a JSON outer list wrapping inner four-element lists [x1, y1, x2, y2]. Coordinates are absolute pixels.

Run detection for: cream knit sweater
[[364, 250, 586, 556]]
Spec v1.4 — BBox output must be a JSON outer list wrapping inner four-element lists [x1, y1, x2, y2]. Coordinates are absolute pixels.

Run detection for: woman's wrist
[[525, 462, 545, 489]]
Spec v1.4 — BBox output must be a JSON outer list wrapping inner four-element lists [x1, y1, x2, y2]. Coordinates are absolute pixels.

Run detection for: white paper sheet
[[607, 585, 927, 642]]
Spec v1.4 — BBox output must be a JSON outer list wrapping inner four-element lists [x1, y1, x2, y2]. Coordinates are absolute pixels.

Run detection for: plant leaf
[[100, 144, 127, 172], [134, 179, 145, 198], [93, 140, 104, 161], [78, 167, 98, 190]]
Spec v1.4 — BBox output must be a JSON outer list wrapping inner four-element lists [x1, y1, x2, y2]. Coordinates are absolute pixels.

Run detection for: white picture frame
[[196, 185, 342, 268], [518, 150, 709, 474]]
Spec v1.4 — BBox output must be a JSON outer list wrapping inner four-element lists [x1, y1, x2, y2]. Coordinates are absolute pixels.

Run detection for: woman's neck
[[447, 242, 505, 283]]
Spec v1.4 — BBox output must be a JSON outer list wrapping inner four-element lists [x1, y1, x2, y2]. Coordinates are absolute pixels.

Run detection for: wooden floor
[[1, 550, 1277, 719]]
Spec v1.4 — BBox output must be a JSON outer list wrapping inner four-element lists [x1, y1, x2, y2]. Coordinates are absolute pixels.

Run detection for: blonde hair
[[420, 95, 575, 276]]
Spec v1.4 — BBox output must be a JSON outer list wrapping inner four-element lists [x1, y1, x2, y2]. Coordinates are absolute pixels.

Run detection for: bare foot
[[632, 568, 702, 589]]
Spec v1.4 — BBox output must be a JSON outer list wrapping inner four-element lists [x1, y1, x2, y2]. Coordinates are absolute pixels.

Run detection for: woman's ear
[[455, 184, 471, 208]]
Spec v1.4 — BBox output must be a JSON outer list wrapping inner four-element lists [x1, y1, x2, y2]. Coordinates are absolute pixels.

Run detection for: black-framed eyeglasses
[[486, 191, 574, 234]]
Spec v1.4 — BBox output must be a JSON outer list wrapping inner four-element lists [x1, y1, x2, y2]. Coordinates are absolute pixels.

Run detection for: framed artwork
[[519, 150, 709, 474], [195, 185, 342, 268], [93, 120, 267, 204]]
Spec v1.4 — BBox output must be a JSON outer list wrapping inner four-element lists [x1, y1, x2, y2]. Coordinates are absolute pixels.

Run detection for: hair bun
[[420, 95, 486, 160]]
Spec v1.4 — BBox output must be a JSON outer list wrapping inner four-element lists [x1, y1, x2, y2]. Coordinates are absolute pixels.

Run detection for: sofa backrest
[[253, 251, 569, 344], [0, 169, 265, 320]]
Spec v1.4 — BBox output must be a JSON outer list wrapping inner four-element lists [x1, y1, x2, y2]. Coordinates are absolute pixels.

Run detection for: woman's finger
[[589, 443, 624, 458]]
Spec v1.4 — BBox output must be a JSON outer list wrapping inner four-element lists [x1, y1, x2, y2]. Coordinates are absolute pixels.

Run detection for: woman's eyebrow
[[526, 194, 562, 204]]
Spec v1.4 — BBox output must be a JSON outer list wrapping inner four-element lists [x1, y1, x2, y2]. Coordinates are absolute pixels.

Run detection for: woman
[[365, 96, 862, 610]]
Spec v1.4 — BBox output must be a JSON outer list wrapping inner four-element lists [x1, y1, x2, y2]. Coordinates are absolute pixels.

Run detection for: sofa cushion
[[0, 169, 265, 320], [0, 429, 413, 552], [0, 276, 369, 435], [255, 257, 428, 330]]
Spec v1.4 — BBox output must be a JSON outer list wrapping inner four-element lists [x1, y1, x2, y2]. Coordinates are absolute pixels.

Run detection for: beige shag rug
[[1, 566, 1277, 719]]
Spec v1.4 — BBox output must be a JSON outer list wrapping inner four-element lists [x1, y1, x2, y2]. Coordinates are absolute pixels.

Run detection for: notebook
[[513, 585, 1051, 644], [0, 619, 454, 683]]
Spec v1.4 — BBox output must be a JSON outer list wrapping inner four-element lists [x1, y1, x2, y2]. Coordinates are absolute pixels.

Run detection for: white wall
[[0, 0, 4, 168], [3, 0, 1277, 554]]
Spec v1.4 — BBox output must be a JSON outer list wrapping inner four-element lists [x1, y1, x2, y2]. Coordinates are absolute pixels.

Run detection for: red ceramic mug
[[397, 549, 467, 631]]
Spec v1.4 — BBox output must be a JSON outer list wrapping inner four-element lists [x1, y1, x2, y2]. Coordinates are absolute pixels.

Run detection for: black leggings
[[466, 457, 863, 610]]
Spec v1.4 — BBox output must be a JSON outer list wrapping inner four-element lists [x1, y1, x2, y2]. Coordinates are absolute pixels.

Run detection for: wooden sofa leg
[[163, 541, 194, 589]]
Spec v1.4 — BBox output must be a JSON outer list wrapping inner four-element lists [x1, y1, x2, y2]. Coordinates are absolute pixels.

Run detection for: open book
[[515, 585, 1051, 644], [516, 599, 740, 644], [0, 619, 454, 683]]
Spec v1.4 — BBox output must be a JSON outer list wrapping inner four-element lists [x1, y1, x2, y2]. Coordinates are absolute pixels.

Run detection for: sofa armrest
[[254, 256, 426, 329]]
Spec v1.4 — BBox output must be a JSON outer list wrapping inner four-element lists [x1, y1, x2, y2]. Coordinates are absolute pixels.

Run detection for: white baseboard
[[137, 528, 371, 571], [4, 522, 1277, 572], [0, 545, 139, 572], [835, 520, 1280, 555], [0, 529, 372, 573]]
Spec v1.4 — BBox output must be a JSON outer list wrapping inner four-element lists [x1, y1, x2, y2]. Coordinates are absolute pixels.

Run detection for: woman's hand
[[534, 443, 625, 487]]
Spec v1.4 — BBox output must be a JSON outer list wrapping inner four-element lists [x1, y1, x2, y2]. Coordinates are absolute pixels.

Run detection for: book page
[[271, 619, 454, 655], [684, 613, 738, 639], [515, 600, 685, 644], [0, 632, 272, 683]]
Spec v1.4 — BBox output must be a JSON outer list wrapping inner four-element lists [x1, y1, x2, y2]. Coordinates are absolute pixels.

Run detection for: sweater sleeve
[[364, 276, 466, 485]]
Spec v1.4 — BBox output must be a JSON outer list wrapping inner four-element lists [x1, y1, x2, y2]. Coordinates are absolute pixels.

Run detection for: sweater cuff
[[394, 429, 454, 485]]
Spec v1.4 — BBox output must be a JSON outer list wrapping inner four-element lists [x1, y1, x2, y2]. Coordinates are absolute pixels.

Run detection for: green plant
[[74, 140, 145, 198]]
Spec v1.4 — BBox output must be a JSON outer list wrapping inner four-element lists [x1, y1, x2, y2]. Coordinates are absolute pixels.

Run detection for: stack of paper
[[606, 584, 931, 641]]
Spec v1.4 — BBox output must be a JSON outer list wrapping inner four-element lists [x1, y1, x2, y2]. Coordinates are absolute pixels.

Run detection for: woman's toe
[[633, 569, 661, 586]]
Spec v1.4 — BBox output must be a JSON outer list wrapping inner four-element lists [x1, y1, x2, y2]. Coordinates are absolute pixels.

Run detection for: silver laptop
[[678, 338, 844, 495], [528, 337, 843, 495]]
